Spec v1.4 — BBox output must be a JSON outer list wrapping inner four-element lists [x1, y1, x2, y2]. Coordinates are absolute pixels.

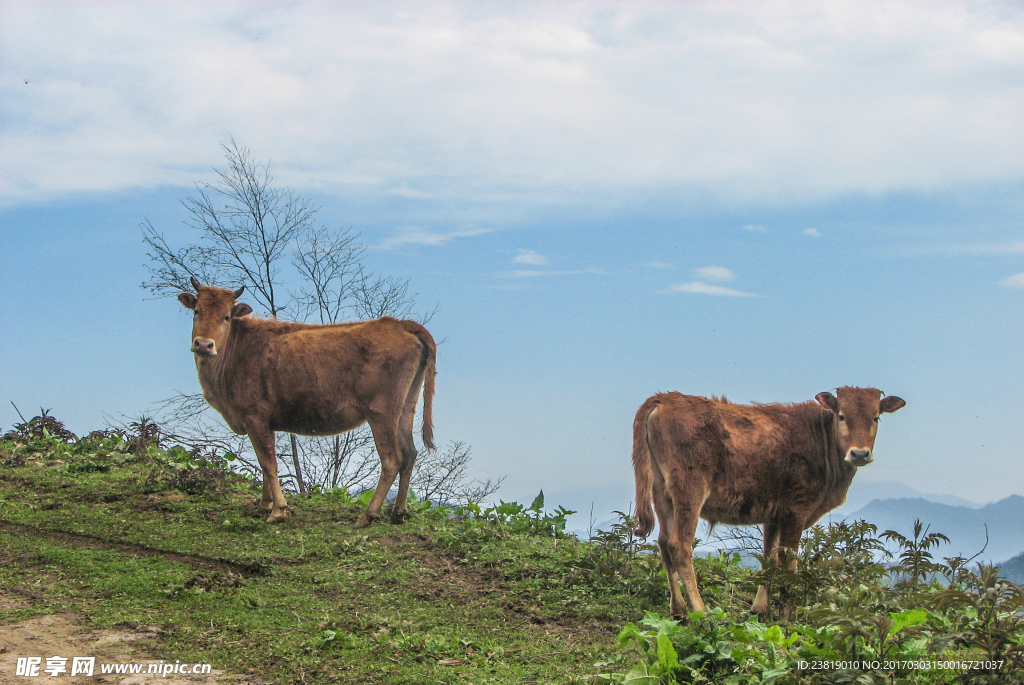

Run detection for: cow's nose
[[193, 338, 216, 356], [849, 449, 871, 462]]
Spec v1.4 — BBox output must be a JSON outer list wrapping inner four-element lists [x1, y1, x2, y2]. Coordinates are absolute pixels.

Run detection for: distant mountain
[[842, 495, 1024, 564], [999, 551, 1024, 584], [832, 480, 981, 517]]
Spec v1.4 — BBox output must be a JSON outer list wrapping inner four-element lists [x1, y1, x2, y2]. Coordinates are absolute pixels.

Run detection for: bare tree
[[142, 138, 311, 316], [291, 225, 365, 324], [411, 441, 503, 506], [704, 523, 764, 557]]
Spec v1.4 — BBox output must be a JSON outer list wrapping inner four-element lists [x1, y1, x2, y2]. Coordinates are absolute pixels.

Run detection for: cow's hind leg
[[389, 409, 418, 523], [656, 473, 708, 618], [657, 526, 687, 618], [668, 499, 706, 617], [653, 489, 685, 617], [752, 520, 779, 614], [356, 413, 403, 528], [248, 427, 289, 523]]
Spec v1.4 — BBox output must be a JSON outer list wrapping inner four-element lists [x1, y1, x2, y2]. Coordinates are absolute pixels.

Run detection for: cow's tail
[[404, 322, 437, 451], [632, 398, 659, 539], [420, 341, 436, 451]]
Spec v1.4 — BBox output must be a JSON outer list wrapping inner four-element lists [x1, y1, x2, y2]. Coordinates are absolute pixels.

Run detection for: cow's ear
[[880, 396, 906, 413], [178, 293, 197, 310], [231, 303, 253, 318], [815, 392, 839, 412]]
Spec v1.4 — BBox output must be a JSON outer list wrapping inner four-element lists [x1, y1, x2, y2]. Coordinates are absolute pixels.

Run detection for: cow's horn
[[190, 276, 202, 291], [233, 285, 245, 298]]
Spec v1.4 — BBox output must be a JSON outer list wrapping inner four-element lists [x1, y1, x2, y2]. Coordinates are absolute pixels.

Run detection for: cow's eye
[[838, 414, 846, 421], [873, 416, 880, 423], [224, 316, 230, 321]]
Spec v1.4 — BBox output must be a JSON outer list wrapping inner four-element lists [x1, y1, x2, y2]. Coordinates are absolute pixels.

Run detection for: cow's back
[[645, 394, 817, 526], [207, 317, 427, 436]]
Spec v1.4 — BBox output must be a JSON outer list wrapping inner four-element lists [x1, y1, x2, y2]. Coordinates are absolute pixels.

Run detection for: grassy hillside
[[1, 424, 1022, 684]]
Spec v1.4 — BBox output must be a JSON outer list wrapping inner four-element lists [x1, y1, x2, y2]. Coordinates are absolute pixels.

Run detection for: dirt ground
[[0, 597, 239, 685]]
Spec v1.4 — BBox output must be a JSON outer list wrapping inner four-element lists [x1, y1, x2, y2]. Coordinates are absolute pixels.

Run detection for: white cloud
[[644, 261, 673, 269], [742, 224, 768, 232], [661, 281, 760, 297], [1001, 272, 1024, 288], [803, 228, 822, 237], [693, 265, 736, 282], [375, 226, 494, 249], [512, 249, 549, 266], [1, 2, 1022, 205]]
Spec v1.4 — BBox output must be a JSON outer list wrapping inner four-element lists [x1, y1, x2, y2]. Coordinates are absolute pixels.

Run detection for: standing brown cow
[[632, 387, 905, 618], [177, 278, 436, 526]]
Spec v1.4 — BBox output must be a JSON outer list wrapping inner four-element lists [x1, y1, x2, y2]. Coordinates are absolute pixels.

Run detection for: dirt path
[[0, 597, 242, 684], [0, 523, 266, 577]]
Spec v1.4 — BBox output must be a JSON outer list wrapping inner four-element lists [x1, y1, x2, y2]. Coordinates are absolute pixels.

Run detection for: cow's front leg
[[752, 521, 780, 615], [777, 519, 804, 621], [258, 478, 274, 512], [248, 427, 289, 523]]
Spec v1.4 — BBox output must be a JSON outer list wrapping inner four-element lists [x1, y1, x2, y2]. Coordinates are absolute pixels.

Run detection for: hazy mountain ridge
[[998, 551, 1024, 584], [843, 495, 1024, 565], [831, 479, 983, 516]]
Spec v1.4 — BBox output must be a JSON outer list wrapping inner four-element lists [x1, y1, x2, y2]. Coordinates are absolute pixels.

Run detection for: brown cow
[[177, 278, 436, 526], [632, 387, 905, 618]]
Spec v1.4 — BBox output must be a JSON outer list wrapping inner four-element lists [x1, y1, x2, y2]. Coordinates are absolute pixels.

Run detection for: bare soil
[[0, 605, 243, 684]]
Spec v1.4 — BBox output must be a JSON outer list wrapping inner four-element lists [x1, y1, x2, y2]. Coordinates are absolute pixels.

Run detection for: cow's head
[[815, 387, 905, 467], [177, 277, 252, 357]]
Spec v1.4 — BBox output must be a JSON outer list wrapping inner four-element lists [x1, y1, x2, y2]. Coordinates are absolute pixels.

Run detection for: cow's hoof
[[257, 500, 274, 512], [389, 510, 410, 524], [353, 514, 378, 529], [266, 507, 290, 523]]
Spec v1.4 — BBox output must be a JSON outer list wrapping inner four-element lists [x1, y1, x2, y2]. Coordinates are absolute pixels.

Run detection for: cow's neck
[[810, 408, 851, 490], [194, 320, 247, 411], [813, 409, 858, 509]]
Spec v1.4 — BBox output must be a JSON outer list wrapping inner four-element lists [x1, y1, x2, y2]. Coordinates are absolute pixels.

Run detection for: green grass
[[0, 445, 639, 684]]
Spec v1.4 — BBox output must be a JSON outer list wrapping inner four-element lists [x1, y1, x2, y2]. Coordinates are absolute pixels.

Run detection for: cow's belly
[[700, 492, 774, 526], [272, 405, 367, 436]]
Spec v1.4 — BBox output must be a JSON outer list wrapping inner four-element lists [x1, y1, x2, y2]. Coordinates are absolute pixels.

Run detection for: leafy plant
[[937, 564, 1024, 677], [583, 510, 665, 604], [458, 491, 576, 539], [883, 519, 951, 590], [2, 407, 78, 443]]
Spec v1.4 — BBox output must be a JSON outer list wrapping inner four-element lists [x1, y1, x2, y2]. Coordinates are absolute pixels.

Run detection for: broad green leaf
[[530, 490, 545, 512], [764, 625, 784, 645], [890, 609, 927, 634], [616, 623, 643, 649], [762, 665, 791, 682], [656, 633, 678, 672], [622, 662, 659, 685]]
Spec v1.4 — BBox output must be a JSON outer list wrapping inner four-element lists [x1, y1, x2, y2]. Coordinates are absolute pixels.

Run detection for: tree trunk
[[290, 433, 305, 494]]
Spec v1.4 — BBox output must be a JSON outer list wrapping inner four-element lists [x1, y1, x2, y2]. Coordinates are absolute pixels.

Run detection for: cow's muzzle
[[846, 448, 872, 466], [192, 337, 217, 357]]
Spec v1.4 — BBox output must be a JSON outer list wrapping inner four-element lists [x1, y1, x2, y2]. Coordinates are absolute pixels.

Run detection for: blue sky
[[1, 1, 1021, 523]]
